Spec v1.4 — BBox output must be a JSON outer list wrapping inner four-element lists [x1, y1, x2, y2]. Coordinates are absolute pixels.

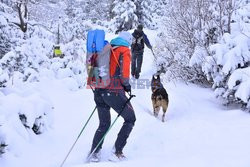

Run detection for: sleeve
[[120, 49, 131, 87], [143, 33, 152, 49]]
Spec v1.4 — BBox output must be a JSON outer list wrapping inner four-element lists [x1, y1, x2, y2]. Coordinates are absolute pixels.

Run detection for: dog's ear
[[153, 75, 157, 80], [157, 75, 160, 80]]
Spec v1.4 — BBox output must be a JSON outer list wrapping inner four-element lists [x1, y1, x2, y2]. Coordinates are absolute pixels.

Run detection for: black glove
[[123, 84, 131, 93]]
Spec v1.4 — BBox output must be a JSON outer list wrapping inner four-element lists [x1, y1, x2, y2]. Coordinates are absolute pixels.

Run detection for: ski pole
[[151, 48, 156, 57], [60, 106, 97, 167], [87, 93, 135, 162]]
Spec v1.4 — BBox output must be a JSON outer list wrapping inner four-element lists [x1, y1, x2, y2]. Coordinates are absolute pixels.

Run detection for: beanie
[[118, 31, 132, 45], [137, 24, 143, 30]]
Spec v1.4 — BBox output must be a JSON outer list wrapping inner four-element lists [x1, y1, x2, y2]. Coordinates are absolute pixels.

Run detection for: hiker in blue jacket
[[131, 24, 152, 79]]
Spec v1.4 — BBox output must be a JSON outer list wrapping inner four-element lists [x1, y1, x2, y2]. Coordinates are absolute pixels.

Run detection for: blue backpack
[[87, 29, 105, 53], [86, 29, 112, 88]]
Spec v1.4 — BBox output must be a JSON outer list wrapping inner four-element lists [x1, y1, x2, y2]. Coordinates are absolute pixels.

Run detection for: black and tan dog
[[151, 74, 169, 122]]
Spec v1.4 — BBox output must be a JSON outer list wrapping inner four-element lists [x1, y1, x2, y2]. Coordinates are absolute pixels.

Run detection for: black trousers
[[131, 51, 144, 77], [91, 89, 136, 153]]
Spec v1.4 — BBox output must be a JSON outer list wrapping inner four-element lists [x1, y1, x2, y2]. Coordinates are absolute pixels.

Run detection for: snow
[[189, 46, 208, 66], [221, 34, 250, 74], [0, 14, 8, 26], [189, 2, 250, 107], [228, 67, 250, 103], [1, 30, 250, 167]]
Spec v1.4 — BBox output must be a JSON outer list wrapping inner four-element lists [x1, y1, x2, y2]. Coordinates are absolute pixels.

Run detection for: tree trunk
[[15, 1, 28, 33]]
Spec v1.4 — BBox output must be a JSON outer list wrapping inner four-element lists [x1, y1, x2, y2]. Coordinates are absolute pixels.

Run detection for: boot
[[88, 151, 101, 162], [108, 151, 127, 162], [135, 73, 140, 79]]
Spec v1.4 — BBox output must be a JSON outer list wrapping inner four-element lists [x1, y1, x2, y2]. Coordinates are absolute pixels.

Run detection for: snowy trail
[[5, 78, 250, 167], [52, 43, 250, 166], [2, 31, 250, 167]]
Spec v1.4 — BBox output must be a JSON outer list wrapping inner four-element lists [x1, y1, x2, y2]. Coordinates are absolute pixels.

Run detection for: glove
[[123, 84, 131, 93]]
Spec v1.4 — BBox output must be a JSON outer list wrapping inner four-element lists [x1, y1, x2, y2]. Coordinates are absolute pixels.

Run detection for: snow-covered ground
[[1, 31, 250, 167]]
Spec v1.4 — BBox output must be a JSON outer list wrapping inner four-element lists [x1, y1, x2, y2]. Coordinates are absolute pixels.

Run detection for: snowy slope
[[1, 30, 250, 167]]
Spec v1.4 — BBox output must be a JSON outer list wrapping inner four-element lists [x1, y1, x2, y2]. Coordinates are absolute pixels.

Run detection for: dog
[[151, 74, 169, 122]]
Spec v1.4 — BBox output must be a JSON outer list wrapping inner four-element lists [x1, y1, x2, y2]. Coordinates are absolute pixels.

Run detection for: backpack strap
[[110, 46, 121, 68], [111, 47, 131, 68]]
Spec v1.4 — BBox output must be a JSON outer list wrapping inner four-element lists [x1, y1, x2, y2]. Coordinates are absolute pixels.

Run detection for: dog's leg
[[162, 111, 165, 122], [154, 106, 160, 117], [153, 108, 157, 117], [162, 100, 169, 122], [153, 104, 157, 117], [154, 108, 157, 117], [152, 95, 158, 116]]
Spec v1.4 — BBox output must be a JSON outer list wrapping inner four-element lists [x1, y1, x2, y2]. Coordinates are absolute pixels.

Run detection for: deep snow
[[1, 30, 250, 167]]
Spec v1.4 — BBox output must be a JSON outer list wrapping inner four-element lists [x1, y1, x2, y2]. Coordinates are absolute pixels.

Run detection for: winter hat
[[137, 24, 143, 31], [118, 31, 132, 45]]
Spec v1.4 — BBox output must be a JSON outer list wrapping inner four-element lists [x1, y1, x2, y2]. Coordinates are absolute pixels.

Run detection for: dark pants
[[91, 89, 136, 153], [131, 51, 144, 78]]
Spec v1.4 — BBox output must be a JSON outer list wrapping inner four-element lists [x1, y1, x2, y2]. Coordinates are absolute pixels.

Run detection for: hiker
[[89, 31, 136, 162], [53, 45, 64, 58], [131, 24, 152, 79]]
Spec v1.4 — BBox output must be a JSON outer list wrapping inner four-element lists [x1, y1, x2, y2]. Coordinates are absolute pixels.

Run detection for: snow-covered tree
[[59, 15, 92, 44], [0, 2, 24, 58], [14, 0, 28, 33], [154, 0, 213, 84], [0, 13, 11, 57], [138, 0, 166, 29], [76, 0, 110, 25], [155, 0, 245, 87], [0, 88, 55, 157], [0, 0, 13, 7], [190, 1, 250, 111], [110, 0, 138, 33]]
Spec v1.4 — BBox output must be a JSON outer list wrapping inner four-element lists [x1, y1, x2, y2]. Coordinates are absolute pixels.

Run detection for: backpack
[[86, 29, 112, 88], [132, 30, 144, 51]]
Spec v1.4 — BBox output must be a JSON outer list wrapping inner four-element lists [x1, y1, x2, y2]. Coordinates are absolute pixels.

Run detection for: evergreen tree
[[0, 13, 11, 57], [0, 2, 23, 58], [140, 0, 166, 29], [79, 0, 110, 24], [111, 0, 137, 33]]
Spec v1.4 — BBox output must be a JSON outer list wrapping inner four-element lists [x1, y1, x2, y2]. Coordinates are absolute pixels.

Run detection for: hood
[[110, 37, 130, 47]]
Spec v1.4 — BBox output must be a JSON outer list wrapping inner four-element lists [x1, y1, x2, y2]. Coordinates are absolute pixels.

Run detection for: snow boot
[[108, 151, 127, 162], [135, 73, 140, 79], [88, 152, 101, 162]]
